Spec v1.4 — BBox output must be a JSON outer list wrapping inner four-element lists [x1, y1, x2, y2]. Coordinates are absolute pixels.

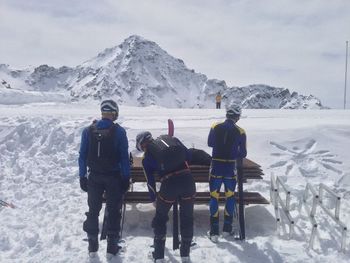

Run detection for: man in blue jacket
[[78, 99, 130, 258], [136, 132, 195, 263], [207, 104, 247, 242]]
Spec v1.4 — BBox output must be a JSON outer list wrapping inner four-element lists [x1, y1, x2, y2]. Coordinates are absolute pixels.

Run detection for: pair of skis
[[167, 119, 181, 250], [168, 120, 196, 248]]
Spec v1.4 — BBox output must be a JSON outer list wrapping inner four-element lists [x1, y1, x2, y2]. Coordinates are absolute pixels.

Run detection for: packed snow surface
[[0, 101, 349, 262]]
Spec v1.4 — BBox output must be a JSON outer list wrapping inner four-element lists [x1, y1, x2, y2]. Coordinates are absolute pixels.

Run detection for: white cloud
[[0, 0, 349, 108]]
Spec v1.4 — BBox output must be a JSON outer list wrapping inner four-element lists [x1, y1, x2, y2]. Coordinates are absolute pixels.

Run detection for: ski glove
[[121, 179, 130, 194], [80, 177, 88, 192]]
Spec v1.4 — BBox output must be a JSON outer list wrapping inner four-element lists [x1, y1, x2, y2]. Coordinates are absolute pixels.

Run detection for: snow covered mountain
[[0, 35, 326, 109], [226, 84, 325, 109], [0, 65, 68, 104]]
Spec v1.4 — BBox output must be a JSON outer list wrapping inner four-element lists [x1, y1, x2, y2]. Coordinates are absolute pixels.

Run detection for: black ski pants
[[83, 172, 123, 237], [152, 172, 196, 258]]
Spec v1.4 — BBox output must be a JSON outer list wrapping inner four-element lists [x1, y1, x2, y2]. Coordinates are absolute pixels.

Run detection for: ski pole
[[120, 153, 133, 240], [100, 202, 108, 240], [0, 200, 15, 208], [120, 196, 127, 240], [100, 194, 126, 241], [117, 154, 132, 240]]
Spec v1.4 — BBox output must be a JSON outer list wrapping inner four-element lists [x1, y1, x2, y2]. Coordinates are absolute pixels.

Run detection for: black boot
[[210, 216, 219, 236], [107, 235, 120, 256], [223, 215, 233, 234], [152, 236, 166, 261], [88, 234, 99, 253], [180, 238, 191, 257]]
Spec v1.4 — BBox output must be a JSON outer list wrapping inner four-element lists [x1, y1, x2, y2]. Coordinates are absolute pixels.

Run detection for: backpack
[[213, 123, 237, 160], [87, 122, 119, 172], [147, 135, 187, 175], [188, 148, 211, 165]]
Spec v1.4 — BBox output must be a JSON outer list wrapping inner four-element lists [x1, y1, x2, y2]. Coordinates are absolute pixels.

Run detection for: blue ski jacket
[[78, 118, 130, 181], [208, 119, 247, 176], [141, 154, 159, 202]]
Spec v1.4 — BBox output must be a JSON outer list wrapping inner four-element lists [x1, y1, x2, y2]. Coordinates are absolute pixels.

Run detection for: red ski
[[168, 119, 174, 137], [167, 118, 180, 249]]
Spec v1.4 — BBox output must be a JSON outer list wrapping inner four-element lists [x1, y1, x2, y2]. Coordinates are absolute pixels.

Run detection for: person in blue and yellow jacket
[[207, 104, 247, 241]]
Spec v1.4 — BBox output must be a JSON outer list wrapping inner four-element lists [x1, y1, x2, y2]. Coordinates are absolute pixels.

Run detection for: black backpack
[[87, 122, 119, 172], [147, 135, 187, 175], [188, 148, 211, 165], [213, 124, 238, 160]]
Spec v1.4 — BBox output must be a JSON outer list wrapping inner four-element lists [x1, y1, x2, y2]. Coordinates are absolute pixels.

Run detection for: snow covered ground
[[0, 101, 349, 263]]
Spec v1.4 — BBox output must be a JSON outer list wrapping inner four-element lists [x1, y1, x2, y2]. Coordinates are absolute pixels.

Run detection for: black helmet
[[226, 104, 242, 119], [136, 131, 153, 151], [100, 100, 119, 113]]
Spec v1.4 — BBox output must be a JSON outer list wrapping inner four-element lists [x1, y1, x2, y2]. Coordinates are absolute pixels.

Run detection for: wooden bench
[[123, 156, 268, 242], [126, 157, 269, 206], [99, 156, 269, 243]]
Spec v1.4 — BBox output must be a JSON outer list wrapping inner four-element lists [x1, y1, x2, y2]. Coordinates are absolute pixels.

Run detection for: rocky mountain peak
[[0, 35, 327, 109]]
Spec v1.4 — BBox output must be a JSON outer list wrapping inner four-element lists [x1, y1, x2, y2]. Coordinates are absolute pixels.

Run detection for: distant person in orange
[[216, 92, 222, 109]]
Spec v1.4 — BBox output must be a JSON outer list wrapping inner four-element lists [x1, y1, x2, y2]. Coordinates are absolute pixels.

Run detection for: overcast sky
[[0, 0, 349, 108]]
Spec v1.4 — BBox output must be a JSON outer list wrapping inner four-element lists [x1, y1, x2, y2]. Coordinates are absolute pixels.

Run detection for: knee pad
[[210, 190, 220, 199], [225, 189, 234, 198]]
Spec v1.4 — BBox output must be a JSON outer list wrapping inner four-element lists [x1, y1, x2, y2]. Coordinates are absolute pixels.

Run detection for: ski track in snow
[[0, 104, 350, 263], [269, 139, 343, 178]]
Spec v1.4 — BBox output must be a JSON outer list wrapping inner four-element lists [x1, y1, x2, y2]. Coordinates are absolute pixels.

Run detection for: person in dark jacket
[[136, 132, 196, 263], [207, 104, 247, 241], [78, 99, 130, 258]]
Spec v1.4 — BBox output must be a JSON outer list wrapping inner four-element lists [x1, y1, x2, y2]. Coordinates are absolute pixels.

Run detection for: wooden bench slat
[[131, 168, 264, 174], [124, 191, 269, 205], [132, 157, 262, 168], [130, 174, 263, 183], [131, 169, 264, 175], [131, 166, 263, 171], [130, 165, 264, 183], [128, 157, 269, 206], [130, 161, 264, 182]]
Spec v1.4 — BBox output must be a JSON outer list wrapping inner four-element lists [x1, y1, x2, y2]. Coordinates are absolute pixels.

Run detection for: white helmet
[[100, 100, 119, 113], [226, 104, 242, 118], [136, 131, 153, 151]]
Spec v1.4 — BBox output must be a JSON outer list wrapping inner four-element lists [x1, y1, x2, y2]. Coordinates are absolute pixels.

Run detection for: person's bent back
[[136, 132, 196, 263]]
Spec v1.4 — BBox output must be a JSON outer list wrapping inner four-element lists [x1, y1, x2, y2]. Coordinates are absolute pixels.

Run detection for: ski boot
[[106, 235, 120, 259], [181, 256, 191, 263], [180, 238, 191, 258], [222, 215, 233, 238], [152, 235, 166, 263], [87, 234, 98, 258], [208, 217, 219, 243]]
